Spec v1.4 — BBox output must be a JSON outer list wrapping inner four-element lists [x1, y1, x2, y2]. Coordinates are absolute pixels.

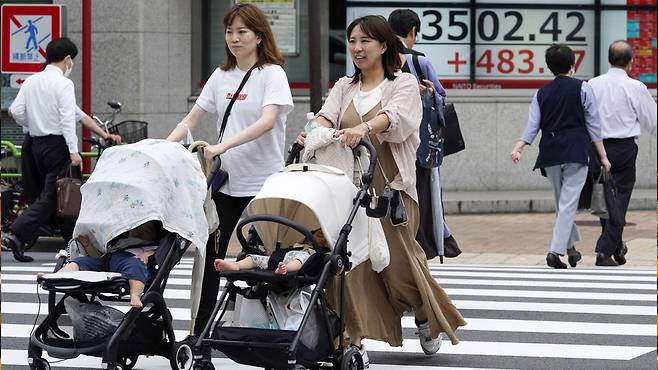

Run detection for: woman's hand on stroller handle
[[295, 131, 307, 146], [202, 143, 228, 161]]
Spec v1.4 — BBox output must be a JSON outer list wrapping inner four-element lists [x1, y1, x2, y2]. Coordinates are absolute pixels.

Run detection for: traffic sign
[[1, 4, 67, 74]]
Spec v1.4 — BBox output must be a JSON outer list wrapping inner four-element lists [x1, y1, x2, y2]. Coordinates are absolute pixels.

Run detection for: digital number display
[[416, 9, 595, 87], [346, 1, 656, 89]]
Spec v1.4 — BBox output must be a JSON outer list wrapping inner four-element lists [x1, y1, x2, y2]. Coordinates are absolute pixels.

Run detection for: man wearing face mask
[[510, 44, 611, 269], [3, 37, 81, 262]]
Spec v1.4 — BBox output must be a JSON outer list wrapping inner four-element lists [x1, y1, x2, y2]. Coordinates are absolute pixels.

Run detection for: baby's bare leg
[[214, 257, 257, 272], [128, 279, 146, 308], [37, 262, 80, 278], [274, 259, 303, 275]]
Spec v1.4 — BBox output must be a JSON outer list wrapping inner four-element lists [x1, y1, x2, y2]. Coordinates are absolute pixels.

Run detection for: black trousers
[[595, 138, 638, 256], [10, 135, 75, 244], [193, 191, 253, 336]]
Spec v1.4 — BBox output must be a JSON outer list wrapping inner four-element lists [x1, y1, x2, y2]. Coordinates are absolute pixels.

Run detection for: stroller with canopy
[[28, 140, 210, 370], [180, 141, 383, 370]]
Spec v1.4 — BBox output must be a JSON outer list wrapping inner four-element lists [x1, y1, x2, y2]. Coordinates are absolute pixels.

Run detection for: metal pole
[[82, 0, 92, 172], [309, 0, 322, 113]]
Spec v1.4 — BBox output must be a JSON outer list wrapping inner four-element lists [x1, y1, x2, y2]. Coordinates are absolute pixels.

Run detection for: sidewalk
[[437, 210, 656, 267], [227, 210, 656, 268]]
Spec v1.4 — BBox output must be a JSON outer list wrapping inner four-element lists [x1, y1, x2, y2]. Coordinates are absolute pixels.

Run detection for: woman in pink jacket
[[297, 15, 465, 366]]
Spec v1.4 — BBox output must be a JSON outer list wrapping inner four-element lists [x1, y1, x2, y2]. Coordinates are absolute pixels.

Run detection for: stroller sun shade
[[73, 139, 209, 254], [246, 164, 369, 265]]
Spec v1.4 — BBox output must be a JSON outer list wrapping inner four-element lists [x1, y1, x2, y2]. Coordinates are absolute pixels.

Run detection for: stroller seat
[[218, 251, 326, 288]]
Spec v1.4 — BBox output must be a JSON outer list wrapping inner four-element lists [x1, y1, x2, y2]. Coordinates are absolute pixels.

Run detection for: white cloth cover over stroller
[[73, 139, 209, 253], [246, 163, 388, 272], [70, 139, 210, 330]]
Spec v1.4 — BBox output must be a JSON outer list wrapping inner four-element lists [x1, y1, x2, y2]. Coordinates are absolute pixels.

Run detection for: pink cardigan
[[317, 72, 422, 202]]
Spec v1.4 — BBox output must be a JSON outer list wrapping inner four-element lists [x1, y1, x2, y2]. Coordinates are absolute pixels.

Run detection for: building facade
[[1, 0, 656, 212]]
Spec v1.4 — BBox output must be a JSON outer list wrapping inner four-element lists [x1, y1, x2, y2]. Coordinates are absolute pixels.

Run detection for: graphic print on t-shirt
[[226, 92, 247, 100]]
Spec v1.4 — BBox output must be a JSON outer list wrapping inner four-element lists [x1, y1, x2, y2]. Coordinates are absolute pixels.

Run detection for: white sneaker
[[355, 344, 370, 369], [416, 322, 442, 355]]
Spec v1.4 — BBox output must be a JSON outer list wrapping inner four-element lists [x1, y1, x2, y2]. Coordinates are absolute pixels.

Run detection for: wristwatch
[[364, 121, 373, 133]]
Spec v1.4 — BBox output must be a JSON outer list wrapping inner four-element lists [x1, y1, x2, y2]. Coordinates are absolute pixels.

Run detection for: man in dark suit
[[388, 9, 425, 56]]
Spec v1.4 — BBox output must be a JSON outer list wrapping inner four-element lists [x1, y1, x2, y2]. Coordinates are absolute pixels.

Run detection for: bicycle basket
[[108, 120, 148, 144]]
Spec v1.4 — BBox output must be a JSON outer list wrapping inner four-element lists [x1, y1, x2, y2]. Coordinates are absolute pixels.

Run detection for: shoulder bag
[[208, 64, 257, 194]]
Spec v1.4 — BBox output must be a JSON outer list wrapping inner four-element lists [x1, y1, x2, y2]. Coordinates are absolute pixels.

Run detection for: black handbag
[[602, 169, 624, 227], [208, 64, 257, 194], [442, 103, 465, 156]]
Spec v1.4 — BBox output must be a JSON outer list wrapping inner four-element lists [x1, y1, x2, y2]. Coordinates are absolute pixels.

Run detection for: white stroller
[[182, 141, 385, 370]]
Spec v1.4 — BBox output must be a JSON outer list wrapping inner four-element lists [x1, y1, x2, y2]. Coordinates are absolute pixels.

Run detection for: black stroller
[[30, 228, 191, 370], [28, 140, 211, 370], [181, 141, 380, 370]]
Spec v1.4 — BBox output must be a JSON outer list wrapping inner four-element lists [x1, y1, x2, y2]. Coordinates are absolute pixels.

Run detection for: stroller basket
[[211, 301, 340, 368], [108, 120, 148, 143]]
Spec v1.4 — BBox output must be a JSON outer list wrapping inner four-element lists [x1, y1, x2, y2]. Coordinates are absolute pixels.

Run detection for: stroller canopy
[[73, 139, 209, 252], [246, 164, 369, 266]]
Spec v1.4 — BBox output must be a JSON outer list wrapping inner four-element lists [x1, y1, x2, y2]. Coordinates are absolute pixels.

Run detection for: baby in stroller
[[37, 221, 159, 307], [214, 228, 329, 275]]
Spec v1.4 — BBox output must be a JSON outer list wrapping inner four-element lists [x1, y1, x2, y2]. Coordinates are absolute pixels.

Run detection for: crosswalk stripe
[[0, 349, 256, 369], [429, 270, 655, 282], [360, 339, 655, 360], [399, 317, 655, 336], [428, 265, 655, 275], [4, 282, 656, 302], [450, 300, 656, 315], [5, 273, 654, 291], [4, 314, 654, 339], [2, 299, 655, 332], [0, 349, 499, 370], [442, 288, 656, 302]]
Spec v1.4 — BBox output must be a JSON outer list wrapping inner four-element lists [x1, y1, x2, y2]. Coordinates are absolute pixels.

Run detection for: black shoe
[[2, 233, 33, 263], [566, 247, 582, 268], [595, 253, 618, 266], [613, 243, 628, 266], [546, 252, 567, 269]]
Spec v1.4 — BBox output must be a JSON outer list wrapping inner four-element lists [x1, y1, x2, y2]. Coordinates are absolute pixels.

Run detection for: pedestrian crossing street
[[1, 257, 656, 369]]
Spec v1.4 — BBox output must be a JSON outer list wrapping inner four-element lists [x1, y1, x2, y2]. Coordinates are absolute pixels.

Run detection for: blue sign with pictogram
[[1, 4, 67, 74]]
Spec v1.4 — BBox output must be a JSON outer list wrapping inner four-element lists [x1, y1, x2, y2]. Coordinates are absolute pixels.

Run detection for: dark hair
[[388, 9, 421, 38], [347, 15, 401, 84], [608, 40, 633, 67], [44, 37, 78, 64], [221, 3, 284, 71], [545, 44, 575, 75]]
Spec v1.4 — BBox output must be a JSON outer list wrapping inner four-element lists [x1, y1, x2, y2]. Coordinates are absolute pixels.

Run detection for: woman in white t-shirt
[[166, 3, 293, 340]]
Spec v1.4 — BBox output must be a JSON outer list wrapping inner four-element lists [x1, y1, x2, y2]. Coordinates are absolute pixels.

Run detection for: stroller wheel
[[339, 347, 364, 370], [29, 358, 50, 370], [119, 355, 139, 370], [170, 341, 195, 370], [192, 360, 215, 370]]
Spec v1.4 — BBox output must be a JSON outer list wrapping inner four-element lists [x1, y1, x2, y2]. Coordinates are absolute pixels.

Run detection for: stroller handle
[[285, 142, 304, 165], [235, 214, 324, 255], [285, 140, 377, 184]]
